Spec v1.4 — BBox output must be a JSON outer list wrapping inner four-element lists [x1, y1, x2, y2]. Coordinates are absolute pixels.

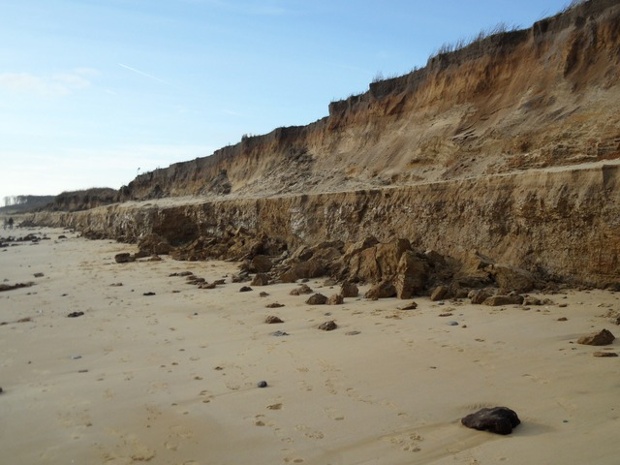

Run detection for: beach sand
[[1, 228, 618, 465]]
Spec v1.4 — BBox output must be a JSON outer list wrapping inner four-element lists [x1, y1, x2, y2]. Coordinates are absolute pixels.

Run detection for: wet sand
[[1, 228, 618, 465]]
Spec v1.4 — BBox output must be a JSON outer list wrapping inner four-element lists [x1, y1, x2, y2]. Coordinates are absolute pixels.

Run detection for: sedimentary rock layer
[[25, 162, 620, 286], [114, 0, 620, 202]]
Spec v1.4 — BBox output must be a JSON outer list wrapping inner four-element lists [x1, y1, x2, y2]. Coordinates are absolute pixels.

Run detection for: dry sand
[[1, 227, 619, 465]]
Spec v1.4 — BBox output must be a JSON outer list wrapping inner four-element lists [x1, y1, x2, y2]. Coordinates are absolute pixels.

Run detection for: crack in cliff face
[[22, 0, 620, 287]]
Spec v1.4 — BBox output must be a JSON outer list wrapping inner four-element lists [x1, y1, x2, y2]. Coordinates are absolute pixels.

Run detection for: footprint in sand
[[295, 424, 325, 439], [323, 407, 345, 421], [386, 431, 424, 452]]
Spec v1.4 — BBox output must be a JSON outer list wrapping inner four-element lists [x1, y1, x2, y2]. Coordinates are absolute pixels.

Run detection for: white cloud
[[0, 68, 98, 97]]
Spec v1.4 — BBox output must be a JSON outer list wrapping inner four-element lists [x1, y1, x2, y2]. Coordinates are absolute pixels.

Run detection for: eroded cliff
[[117, 0, 620, 201], [24, 0, 620, 287]]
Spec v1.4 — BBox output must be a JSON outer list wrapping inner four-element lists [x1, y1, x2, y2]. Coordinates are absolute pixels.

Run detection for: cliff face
[[118, 0, 620, 201], [26, 162, 620, 286], [24, 0, 620, 287]]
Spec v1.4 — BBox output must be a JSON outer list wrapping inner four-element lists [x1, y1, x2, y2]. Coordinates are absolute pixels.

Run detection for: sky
[[0, 0, 572, 204]]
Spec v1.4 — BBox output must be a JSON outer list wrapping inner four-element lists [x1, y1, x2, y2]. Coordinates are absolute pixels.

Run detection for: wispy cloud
[[118, 63, 170, 85], [0, 68, 98, 97]]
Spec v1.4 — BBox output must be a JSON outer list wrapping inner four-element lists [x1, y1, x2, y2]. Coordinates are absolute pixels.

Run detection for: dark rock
[[340, 281, 359, 298], [251, 273, 270, 286], [213, 279, 226, 285], [318, 320, 337, 331], [306, 293, 328, 305], [67, 311, 84, 318], [33, 272, 44, 278], [593, 351, 618, 357], [469, 288, 494, 305], [0, 282, 34, 292], [271, 330, 289, 337], [239, 286, 253, 292], [250, 255, 273, 273], [430, 285, 450, 301], [257, 380, 268, 388], [170, 271, 193, 277], [523, 296, 543, 306], [114, 253, 135, 264], [265, 302, 284, 308], [398, 301, 418, 310], [461, 407, 521, 435], [290, 284, 313, 295], [577, 329, 616, 346], [327, 294, 344, 305], [265, 315, 284, 324], [365, 280, 396, 300], [138, 233, 172, 255], [143, 292, 156, 296], [259, 291, 269, 297], [483, 294, 524, 306]]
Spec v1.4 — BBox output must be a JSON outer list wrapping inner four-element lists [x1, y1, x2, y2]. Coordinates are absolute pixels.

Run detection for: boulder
[[290, 284, 313, 295], [365, 280, 396, 300], [327, 294, 344, 305], [376, 238, 412, 278], [341, 237, 410, 283], [483, 294, 524, 306], [279, 258, 328, 283], [430, 285, 450, 302], [251, 273, 270, 286], [114, 253, 135, 264], [250, 255, 273, 273], [461, 407, 521, 435], [577, 329, 616, 346], [491, 265, 536, 293], [340, 281, 359, 298], [394, 250, 428, 299], [306, 293, 328, 305], [318, 320, 337, 331], [137, 233, 172, 256], [469, 288, 494, 305], [455, 251, 494, 288], [265, 315, 284, 324]]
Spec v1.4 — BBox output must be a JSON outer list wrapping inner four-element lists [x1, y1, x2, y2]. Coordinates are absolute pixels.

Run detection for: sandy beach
[[1, 227, 619, 465]]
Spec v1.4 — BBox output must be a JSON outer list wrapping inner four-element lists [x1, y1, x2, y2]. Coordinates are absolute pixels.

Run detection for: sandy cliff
[[24, 0, 620, 286], [118, 0, 620, 201]]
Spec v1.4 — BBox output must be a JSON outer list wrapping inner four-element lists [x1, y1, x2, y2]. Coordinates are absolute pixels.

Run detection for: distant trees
[[3, 196, 28, 207]]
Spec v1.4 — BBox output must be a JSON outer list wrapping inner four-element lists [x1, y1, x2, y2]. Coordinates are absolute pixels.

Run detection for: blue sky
[[0, 0, 571, 203]]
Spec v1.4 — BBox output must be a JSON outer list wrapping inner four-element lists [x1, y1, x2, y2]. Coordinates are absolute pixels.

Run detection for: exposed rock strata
[[20, 0, 620, 287], [24, 163, 620, 287]]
